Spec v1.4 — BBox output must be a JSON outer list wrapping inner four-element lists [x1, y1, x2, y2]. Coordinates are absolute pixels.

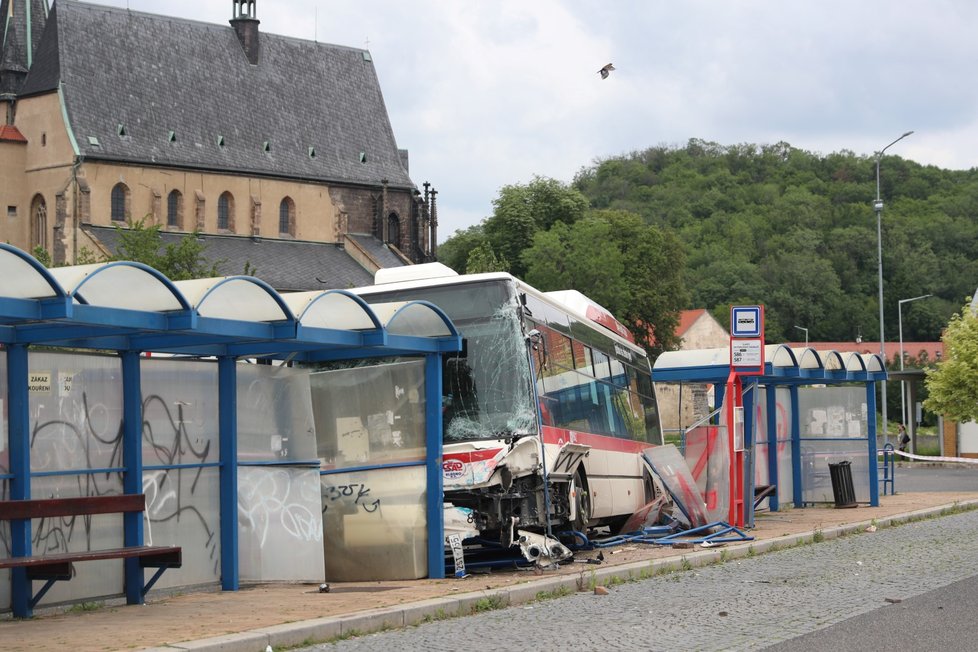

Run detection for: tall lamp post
[[874, 130, 914, 445], [794, 325, 808, 345], [898, 293, 931, 449]]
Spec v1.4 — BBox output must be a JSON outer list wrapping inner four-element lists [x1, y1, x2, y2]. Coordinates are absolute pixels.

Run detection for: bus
[[352, 263, 663, 547]]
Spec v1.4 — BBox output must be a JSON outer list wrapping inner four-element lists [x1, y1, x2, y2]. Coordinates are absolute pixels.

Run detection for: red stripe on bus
[[540, 426, 651, 454], [443, 449, 504, 463]]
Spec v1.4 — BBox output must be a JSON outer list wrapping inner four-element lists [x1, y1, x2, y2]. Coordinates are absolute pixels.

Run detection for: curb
[[140, 499, 978, 652]]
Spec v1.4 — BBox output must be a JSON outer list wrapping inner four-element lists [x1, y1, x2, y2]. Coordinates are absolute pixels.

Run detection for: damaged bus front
[[354, 264, 663, 554]]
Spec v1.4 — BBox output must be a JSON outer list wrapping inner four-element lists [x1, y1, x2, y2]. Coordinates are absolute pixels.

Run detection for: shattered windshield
[[360, 280, 537, 442]]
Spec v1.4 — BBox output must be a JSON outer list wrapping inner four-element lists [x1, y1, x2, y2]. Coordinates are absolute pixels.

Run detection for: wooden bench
[[0, 494, 182, 613]]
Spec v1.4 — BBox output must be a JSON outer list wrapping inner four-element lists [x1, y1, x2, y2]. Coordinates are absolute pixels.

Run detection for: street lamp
[[874, 130, 914, 445], [794, 325, 809, 345], [898, 293, 932, 448]]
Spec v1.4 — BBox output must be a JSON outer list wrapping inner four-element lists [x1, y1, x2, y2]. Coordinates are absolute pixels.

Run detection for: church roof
[[21, 0, 414, 189], [347, 233, 410, 269], [86, 225, 382, 292]]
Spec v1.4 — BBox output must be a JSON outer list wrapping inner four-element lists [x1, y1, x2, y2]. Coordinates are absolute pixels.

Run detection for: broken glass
[[359, 281, 536, 442]]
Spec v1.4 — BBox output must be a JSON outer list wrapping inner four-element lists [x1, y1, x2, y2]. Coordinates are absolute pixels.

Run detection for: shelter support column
[[121, 350, 146, 604], [765, 384, 779, 512], [867, 381, 880, 507], [218, 356, 239, 591], [424, 353, 445, 579], [790, 385, 802, 507], [7, 344, 31, 617]]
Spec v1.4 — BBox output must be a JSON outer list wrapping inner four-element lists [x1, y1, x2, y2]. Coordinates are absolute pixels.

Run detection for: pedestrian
[[898, 424, 910, 452]]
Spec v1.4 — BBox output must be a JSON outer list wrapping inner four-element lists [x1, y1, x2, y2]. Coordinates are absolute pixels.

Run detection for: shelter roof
[[0, 243, 459, 361], [653, 344, 887, 385]]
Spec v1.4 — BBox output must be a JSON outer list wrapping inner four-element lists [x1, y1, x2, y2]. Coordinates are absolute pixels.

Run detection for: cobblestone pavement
[[308, 508, 978, 651]]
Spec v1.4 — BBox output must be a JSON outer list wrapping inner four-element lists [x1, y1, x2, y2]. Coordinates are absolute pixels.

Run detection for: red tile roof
[[676, 309, 707, 337], [0, 125, 28, 143]]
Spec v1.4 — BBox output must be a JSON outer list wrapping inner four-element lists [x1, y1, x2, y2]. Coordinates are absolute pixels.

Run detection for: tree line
[[441, 139, 978, 358]]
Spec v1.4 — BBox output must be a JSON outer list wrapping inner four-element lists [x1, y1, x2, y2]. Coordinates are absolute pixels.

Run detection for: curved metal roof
[[48, 261, 189, 311], [0, 244, 461, 359], [653, 344, 887, 385]]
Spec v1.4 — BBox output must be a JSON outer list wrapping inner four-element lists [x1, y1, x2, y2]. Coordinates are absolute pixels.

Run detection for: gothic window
[[279, 197, 296, 236], [387, 212, 401, 249], [218, 191, 235, 231], [111, 183, 129, 222], [167, 190, 183, 228], [31, 194, 47, 250]]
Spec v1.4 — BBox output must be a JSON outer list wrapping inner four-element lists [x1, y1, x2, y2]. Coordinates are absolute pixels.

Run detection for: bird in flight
[[598, 63, 615, 79]]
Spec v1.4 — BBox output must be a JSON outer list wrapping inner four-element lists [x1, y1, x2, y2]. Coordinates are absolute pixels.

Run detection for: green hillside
[[442, 139, 978, 348]]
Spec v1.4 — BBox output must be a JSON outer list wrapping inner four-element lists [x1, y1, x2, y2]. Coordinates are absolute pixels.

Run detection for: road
[[302, 497, 978, 651], [890, 464, 978, 493]]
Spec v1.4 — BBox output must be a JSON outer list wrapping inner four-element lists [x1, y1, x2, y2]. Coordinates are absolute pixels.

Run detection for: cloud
[[82, 1, 978, 238]]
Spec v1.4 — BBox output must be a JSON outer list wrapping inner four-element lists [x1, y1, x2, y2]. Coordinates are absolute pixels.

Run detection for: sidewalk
[[3, 491, 977, 652]]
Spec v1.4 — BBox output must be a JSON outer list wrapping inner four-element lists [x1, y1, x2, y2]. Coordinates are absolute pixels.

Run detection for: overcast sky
[[93, 0, 978, 240]]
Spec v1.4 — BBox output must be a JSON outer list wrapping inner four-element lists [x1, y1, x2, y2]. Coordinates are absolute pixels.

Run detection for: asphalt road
[[890, 464, 978, 493], [303, 495, 978, 651]]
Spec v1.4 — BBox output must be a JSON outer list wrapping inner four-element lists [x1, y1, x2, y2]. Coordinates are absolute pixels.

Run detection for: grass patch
[[535, 585, 572, 601], [67, 601, 103, 614], [419, 608, 452, 624], [813, 529, 825, 543], [747, 545, 756, 557], [681, 557, 693, 571], [605, 575, 625, 587], [472, 595, 504, 613]]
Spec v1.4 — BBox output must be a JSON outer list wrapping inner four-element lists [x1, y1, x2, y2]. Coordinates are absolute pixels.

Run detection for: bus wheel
[[571, 470, 591, 533]]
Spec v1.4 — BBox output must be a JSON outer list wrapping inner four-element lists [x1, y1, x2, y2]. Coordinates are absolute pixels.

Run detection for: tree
[[923, 301, 978, 422], [523, 210, 688, 357], [435, 224, 486, 273], [115, 218, 221, 280], [483, 176, 589, 278], [464, 240, 508, 273]]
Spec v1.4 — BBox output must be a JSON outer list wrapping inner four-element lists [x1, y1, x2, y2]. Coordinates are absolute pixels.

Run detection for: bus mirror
[[526, 329, 542, 347]]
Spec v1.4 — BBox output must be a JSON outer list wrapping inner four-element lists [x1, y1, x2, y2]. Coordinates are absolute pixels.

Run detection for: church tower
[[0, 0, 49, 122], [230, 0, 260, 65]]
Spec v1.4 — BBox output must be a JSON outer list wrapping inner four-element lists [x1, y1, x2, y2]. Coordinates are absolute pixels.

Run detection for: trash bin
[[828, 460, 857, 508]]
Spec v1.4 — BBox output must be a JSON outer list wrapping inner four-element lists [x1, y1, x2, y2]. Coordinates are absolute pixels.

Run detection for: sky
[[91, 0, 978, 240]]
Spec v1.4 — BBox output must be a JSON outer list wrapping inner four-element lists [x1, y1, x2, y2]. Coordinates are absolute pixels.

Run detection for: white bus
[[353, 263, 663, 547]]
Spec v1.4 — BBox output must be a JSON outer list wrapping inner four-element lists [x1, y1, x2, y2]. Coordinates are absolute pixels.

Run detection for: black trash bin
[[828, 460, 857, 508]]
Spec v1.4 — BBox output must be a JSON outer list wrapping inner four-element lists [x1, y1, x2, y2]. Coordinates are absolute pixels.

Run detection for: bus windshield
[[359, 280, 536, 442]]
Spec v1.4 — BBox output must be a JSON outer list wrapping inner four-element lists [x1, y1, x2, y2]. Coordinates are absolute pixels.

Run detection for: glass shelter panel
[[239, 466, 324, 582], [753, 387, 793, 507], [237, 364, 317, 463], [797, 386, 870, 504], [143, 466, 222, 587], [321, 465, 427, 581], [141, 359, 220, 469], [311, 361, 427, 470], [141, 358, 222, 588], [29, 352, 123, 476]]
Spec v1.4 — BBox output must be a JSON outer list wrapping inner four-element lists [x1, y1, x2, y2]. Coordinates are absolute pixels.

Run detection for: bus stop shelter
[[0, 243, 461, 617], [653, 344, 888, 527]]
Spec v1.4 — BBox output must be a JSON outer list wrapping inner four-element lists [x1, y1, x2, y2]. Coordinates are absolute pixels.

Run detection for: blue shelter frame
[[653, 344, 888, 527], [0, 244, 462, 617]]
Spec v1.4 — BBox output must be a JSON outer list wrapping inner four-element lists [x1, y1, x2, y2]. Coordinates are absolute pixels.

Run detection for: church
[[0, 0, 438, 289]]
